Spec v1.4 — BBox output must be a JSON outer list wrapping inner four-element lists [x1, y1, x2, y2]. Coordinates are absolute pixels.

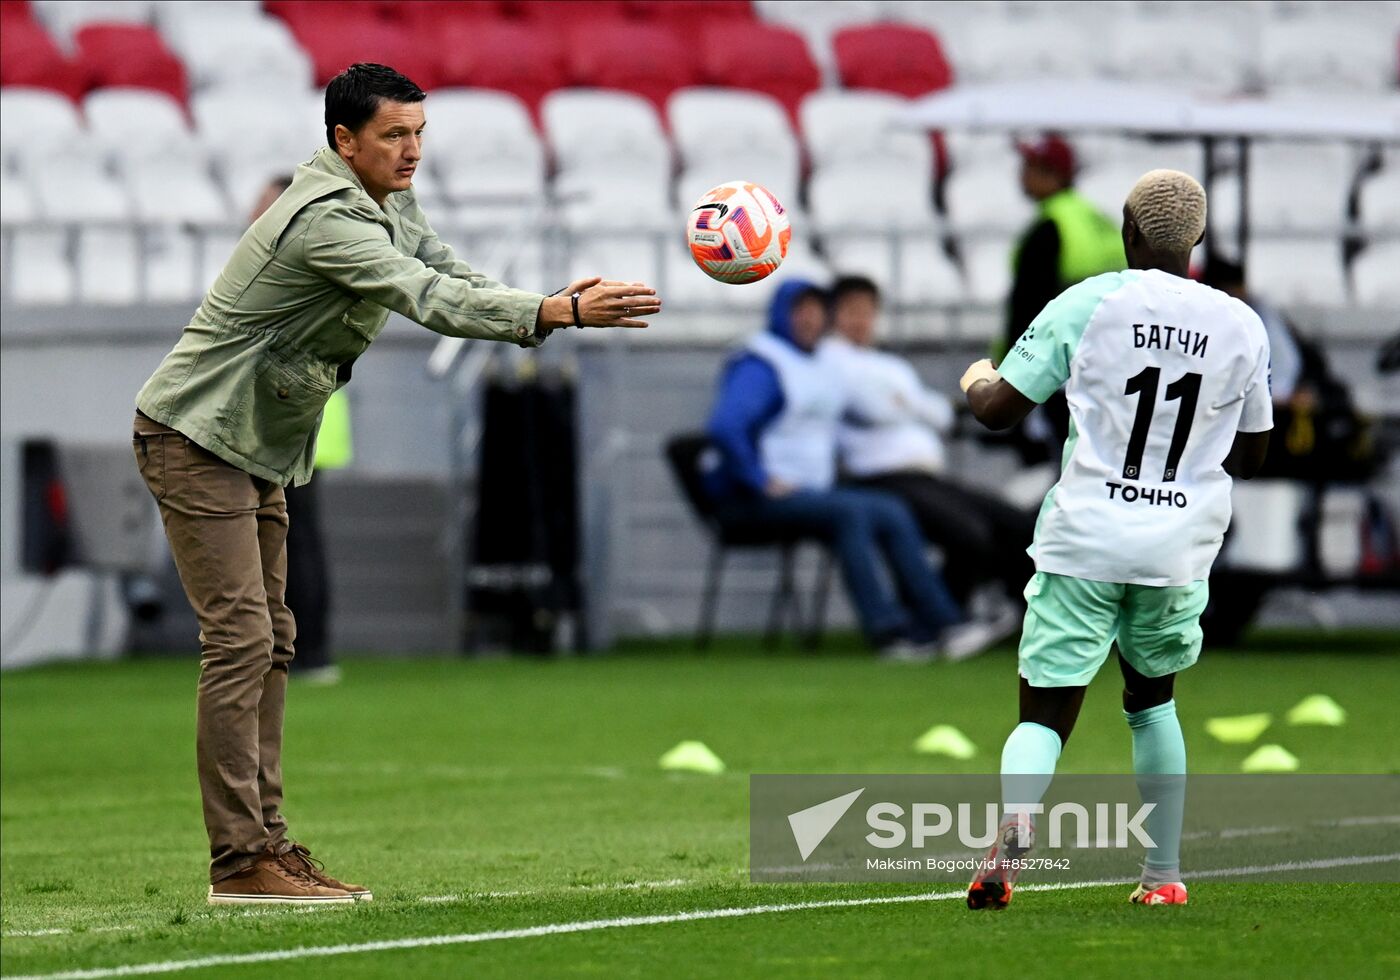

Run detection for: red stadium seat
[[508, 0, 627, 24], [73, 25, 187, 104], [437, 21, 567, 115], [401, 0, 507, 33], [0, 0, 34, 25], [265, 1, 399, 25], [0, 19, 89, 100], [626, 0, 754, 33], [566, 21, 699, 111], [697, 22, 820, 122], [282, 16, 439, 88], [832, 24, 954, 97]]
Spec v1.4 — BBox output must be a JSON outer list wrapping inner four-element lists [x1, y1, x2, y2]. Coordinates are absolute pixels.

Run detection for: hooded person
[[701, 281, 999, 660]]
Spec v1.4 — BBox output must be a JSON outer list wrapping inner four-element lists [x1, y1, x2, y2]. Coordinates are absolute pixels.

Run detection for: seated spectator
[[819, 275, 1035, 610], [702, 280, 997, 660]]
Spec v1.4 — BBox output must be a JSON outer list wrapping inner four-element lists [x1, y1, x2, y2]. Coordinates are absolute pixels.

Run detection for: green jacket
[[137, 147, 547, 486], [1025, 188, 1126, 285]]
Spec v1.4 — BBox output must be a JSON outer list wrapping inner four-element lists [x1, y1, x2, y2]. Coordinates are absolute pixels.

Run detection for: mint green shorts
[[1018, 572, 1209, 688]]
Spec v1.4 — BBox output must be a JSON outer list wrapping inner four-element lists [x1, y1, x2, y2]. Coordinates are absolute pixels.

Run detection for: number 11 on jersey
[[1122, 367, 1202, 482]]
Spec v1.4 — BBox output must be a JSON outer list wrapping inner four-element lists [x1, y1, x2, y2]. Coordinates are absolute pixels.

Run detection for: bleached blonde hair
[[1125, 169, 1207, 254]]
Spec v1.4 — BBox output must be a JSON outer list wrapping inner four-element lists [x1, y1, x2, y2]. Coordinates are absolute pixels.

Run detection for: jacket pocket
[[341, 298, 389, 345], [234, 351, 335, 472]]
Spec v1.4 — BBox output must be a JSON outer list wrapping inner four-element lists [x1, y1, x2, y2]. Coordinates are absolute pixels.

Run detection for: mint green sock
[[1000, 722, 1063, 817], [1126, 699, 1186, 885]]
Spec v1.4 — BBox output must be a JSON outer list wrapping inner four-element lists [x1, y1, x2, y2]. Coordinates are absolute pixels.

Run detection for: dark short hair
[[324, 63, 426, 149], [830, 275, 881, 307]]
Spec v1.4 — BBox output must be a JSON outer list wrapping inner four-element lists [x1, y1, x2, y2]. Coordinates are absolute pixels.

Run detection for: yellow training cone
[[913, 724, 977, 760], [659, 740, 726, 775], [1241, 744, 1300, 773], [1286, 695, 1347, 727], [1205, 713, 1273, 744]]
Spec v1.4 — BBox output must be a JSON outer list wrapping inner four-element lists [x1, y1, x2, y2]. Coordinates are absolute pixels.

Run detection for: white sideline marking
[[422, 876, 691, 902], [6, 854, 1397, 980], [2, 880, 694, 938]]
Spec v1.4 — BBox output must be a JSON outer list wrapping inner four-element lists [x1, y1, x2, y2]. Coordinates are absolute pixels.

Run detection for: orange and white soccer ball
[[686, 181, 791, 284]]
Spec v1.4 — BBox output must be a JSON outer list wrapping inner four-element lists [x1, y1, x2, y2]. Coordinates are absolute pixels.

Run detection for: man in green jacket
[[1001, 135, 1125, 464], [132, 63, 660, 905]]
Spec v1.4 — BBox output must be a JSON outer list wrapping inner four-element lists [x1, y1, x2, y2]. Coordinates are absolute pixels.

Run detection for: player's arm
[[1223, 430, 1270, 479], [966, 275, 1118, 430], [961, 362, 1037, 431], [1225, 337, 1275, 480], [411, 208, 659, 329]]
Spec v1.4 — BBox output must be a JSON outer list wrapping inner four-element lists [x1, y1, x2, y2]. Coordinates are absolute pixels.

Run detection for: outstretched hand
[[567, 276, 662, 328]]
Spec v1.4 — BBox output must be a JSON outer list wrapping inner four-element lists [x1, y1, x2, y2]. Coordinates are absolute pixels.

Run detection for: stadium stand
[[1351, 240, 1400, 306], [1245, 239, 1351, 307], [73, 24, 189, 103], [831, 23, 954, 98], [565, 20, 697, 110], [1359, 164, 1400, 234], [697, 20, 821, 121], [669, 88, 802, 219], [433, 22, 567, 113], [0, 10, 89, 98], [0, 0, 1396, 311]]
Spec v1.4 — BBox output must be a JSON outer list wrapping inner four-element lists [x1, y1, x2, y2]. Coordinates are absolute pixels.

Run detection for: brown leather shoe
[[280, 842, 373, 900], [208, 850, 355, 905]]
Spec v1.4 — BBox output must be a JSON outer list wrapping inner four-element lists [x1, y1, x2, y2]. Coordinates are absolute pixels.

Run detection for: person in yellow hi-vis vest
[[282, 387, 352, 684], [1001, 135, 1126, 464]]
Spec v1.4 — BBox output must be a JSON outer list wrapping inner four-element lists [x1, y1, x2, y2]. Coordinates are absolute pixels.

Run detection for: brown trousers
[[133, 412, 296, 883]]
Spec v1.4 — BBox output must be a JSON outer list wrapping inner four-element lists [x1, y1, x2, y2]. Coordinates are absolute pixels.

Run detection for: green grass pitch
[[2, 631, 1397, 978]]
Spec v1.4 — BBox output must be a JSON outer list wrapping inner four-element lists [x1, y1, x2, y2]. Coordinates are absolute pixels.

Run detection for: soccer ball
[[686, 181, 791, 284]]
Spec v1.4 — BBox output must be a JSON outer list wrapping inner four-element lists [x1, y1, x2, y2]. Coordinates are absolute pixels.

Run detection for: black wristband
[[570, 291, 583, 328]]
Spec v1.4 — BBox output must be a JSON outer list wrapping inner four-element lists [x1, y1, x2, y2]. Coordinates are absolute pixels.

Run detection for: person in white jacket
[[819, 276, 1036, 608]]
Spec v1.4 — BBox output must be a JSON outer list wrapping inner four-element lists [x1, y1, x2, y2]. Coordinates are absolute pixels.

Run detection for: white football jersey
[[999, 269, 1273, 586]]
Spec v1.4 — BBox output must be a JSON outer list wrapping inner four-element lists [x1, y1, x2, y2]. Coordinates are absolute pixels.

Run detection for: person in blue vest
[[702, 280, 999, 660]]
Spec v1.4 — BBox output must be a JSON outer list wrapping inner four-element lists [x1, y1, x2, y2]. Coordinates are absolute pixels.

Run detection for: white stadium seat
[[0, 173, 38, 225], [827, 235, 965, 306], [542, 89, 671, 185], [961, 235, 1019, 305], [661, 230, 832, 313], [32, 0, 156, 38], [555, 175, 672, 232], [942, 159, 1034, 234], [83, 89, 207, 172], [419, 89, 545, 218], [953, 12, 1109, 83], [76, 228, 141, 304], [668, 88, 801, 213], [1, 89, 86, 174], [1210, 142, 1357, 237], [1358, 167, 1400, 234], [1245, 239, 1349, 307], [193, 89, 322, 217], [810, 160, 949, 305], [800, 91, 930, 173], [809, 162, 937, 233], [162, 11, 312, 94], [129, 161, 229, 224], [32, 160, 131, 223], [7, 230, 76, 304], [1261, 16, 1398, 92], [1110, 9, 1255, 93], [1351, 241, 1400, 307], [543, 90, 670, 247]]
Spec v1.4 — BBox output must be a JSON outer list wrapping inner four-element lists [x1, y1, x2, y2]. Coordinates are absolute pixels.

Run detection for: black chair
[[665, 433, 834, 649]]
